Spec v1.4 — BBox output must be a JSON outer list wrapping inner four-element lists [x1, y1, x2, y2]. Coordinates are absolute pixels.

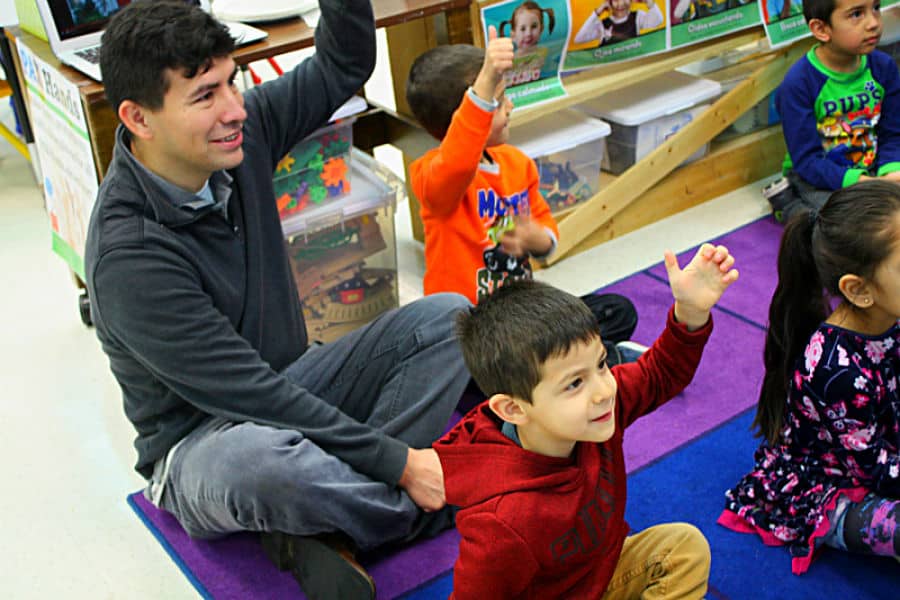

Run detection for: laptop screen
[[46, 0, 133, 41]]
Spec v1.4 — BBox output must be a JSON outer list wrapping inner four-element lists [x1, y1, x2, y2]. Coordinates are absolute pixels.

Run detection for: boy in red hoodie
[[406, 27, 641, 364], [434, 243, 739, 598]]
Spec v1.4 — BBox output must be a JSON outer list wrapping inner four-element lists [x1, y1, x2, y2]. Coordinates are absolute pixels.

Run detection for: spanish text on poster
[[563, 0, 668, 70], [760, 0, 809, 47], [670, 0, 761, 49]]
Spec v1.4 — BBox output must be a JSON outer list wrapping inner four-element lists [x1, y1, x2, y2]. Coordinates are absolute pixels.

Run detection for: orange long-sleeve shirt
[[410, 94, 559, 304]]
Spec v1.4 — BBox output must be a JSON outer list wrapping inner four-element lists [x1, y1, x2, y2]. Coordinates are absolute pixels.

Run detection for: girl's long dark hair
[[754, 180, 900, 445]]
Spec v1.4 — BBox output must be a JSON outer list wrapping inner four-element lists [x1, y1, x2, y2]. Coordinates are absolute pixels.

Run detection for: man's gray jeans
[[153, 293, 471, 551]]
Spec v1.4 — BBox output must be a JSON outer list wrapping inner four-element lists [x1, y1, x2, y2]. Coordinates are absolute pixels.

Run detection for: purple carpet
[[645, 216, 782, 328], [128, 216, 784, 598], [128, 492, 461, 600]]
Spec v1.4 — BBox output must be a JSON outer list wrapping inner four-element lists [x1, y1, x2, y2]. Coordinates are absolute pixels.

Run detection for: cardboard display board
[[16, 38, 98, 279]]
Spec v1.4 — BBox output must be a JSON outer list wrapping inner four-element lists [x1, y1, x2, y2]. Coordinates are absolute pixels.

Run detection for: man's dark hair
[[802, 0, 837, 25], [406, 44, 484, 140], [456, 280, 601, 403], [100, 0, 235, 112]]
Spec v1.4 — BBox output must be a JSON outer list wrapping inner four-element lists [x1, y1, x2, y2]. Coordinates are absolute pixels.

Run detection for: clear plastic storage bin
[[508, 109, 611, 213], [282, 150, 400, 344], [273, 118, 356, 221], [699, 63, 781, 143], [576, 71, 722, 175], [878, 7, 900, 65]]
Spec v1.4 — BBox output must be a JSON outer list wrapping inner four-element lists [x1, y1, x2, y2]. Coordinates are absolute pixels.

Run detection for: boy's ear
[[487, 393, 529, 425], [118, 99, 154, 141], [838, 273, 873, 308], [808, 18, 832, 43]]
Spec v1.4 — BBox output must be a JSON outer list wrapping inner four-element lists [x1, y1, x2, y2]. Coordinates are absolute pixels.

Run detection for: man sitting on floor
[[84, 2, 469, 598]]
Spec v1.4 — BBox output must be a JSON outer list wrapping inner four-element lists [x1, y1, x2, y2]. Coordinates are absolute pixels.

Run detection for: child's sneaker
[[614, 341, 648, 364], [762, 177, 793, 223]]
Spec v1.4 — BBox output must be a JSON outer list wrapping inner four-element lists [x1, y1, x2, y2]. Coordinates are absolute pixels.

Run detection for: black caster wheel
[[79, 292, 93, 327]]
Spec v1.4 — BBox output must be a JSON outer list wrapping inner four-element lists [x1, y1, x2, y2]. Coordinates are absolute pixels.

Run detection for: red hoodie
[[434, 308, 712, 599]]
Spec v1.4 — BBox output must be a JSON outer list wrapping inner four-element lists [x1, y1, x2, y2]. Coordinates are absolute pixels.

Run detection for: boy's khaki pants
[[601, 523, 711, 600]]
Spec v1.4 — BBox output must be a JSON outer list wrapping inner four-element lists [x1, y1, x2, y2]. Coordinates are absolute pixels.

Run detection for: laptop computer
[[34, 0, 268, 82]]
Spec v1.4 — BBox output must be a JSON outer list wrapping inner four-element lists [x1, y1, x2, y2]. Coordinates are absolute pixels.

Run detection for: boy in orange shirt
[[406, 27, 641, 362]]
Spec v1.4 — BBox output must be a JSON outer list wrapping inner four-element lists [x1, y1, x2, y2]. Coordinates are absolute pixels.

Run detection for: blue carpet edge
[[627, 407, 757, 477], [127, 493, 213, 599]]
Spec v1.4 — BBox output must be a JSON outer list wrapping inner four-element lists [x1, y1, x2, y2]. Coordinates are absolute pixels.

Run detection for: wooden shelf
[[511, 27, 770, 127], [394, 12, 810, 258], [547, 36, 812, 263]]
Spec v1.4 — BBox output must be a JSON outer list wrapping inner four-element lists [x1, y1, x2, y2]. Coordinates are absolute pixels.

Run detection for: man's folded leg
[[154, 417, 433, 598]]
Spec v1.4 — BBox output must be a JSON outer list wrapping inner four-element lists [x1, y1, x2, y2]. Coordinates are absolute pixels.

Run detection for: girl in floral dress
[[719, 180, 900, 574]]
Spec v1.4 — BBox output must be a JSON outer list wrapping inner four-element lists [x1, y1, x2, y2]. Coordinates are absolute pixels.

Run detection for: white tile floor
[[0, 94, 773, 598]]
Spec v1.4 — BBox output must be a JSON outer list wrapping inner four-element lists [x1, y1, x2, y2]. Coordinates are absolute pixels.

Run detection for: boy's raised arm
[[471, 26, 514, 103], [664, 243, 739, 330], [411, 27, 513, 216], [614, 244, 738, 426]]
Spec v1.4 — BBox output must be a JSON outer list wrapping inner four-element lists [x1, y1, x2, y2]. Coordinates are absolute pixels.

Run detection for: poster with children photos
[[563, 0, 669, 70], [759, 0, 899, 49], [670, 0, 761, 49], [480, 0, 570, 108]]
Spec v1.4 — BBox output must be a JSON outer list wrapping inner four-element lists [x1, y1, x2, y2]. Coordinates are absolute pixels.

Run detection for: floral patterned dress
[[719, 322, 900, 574]]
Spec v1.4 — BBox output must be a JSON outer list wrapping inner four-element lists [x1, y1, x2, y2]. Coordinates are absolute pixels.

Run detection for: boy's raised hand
[[664, 243, 738, 331], [499, 217, 553, 258], [472, 26, 514, 103]]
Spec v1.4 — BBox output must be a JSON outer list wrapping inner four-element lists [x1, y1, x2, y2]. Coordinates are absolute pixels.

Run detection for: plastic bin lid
[[508, 109, 611, 158], [578, 71, 722, 127], [879, 6, 900, 46], [280, 150, 401, 238]]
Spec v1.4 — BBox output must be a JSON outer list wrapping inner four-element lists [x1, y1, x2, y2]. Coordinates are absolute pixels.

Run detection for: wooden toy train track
[[303, 268, 397, 344], [286, 213, 388, 300]]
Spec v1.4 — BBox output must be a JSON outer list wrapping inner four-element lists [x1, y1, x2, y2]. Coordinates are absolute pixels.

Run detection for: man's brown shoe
[[260, 531, 375, 600]]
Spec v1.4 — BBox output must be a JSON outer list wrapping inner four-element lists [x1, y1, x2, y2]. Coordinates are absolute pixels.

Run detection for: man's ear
[[838, 273, 874, 308], [118, 99, 154, 141], [808, 18, 832, 44], [487, 393, 529, 425]]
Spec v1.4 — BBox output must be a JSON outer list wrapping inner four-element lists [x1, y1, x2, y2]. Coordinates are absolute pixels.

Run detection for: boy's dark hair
[[802, 0, 836, 25], [755, 180, 900, 446], [406, 44, 484, 140], [456, 280, 601, 403], [100, 0, 235, 113]]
